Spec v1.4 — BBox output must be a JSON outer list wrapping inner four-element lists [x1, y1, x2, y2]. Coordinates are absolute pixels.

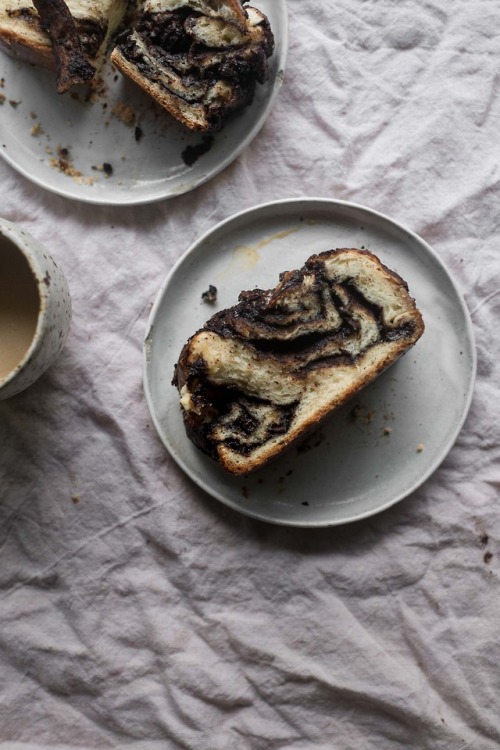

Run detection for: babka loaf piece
[[173, 249, 425, 475], [110, 0, 274, 132], [0, 0, 130, 91]]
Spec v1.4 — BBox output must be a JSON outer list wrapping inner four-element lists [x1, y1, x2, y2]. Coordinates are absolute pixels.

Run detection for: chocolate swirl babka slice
[[110, 0, 274, 132], [0, 0, 130, 91], [173, 249, 425, 475]]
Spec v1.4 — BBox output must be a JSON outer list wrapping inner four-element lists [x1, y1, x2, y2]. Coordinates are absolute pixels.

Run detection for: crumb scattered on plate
[[112, 101, 136, 127], [201, 284, 217, 303], [49, 145, 94, 184], [182, 135, 214, 167], [92, 162, 113, 177], [351, 403, 376, 425]]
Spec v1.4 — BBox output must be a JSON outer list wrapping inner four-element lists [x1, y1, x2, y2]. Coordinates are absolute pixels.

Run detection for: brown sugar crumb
[[0, 78, 4, 88], [0, 94, 5, 105], [9, 99, 20, 108], [50, 145, 83, 179], [383, 426, 393, 436], [416, 443, 425, 453], [484, 551, 493, 565], [112, 101, 135, 126], [71, 494, 80, 504], [31, 123, 44, 137]]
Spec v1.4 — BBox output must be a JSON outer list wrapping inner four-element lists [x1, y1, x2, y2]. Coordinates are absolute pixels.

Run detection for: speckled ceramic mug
[[0, 218, 71, 400]]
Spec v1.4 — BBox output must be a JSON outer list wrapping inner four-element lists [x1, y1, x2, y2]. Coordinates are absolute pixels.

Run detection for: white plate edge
[[142, 196, 478, 527], [0, 2, 289, 206]]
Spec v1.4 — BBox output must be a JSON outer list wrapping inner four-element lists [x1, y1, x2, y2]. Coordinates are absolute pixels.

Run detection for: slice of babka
[[110, 0, 274, 132], [173, 248, 425, 474], [0, 0, 130, 91]]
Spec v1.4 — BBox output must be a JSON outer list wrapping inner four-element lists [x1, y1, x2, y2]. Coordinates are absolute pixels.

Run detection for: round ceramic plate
[[0, 1, 287, 206], [144, 198, 476, 527]]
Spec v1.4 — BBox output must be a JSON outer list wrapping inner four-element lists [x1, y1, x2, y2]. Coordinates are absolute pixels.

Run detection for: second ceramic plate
[[144, 198, 476, 527], [0, 0, 287, 205]]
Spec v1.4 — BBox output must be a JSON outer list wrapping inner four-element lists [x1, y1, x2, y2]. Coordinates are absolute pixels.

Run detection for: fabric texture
[[1, 1, 499, 747]]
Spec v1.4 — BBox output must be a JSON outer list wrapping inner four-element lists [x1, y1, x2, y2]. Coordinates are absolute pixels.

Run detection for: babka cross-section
[[173, 248, 425, 474], [110, 0, 275, 132], [0, 0, 275, 129]]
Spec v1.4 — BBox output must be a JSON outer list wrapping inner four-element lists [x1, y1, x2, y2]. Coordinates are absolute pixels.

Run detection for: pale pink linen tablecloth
[[1, 1, 499, 748]]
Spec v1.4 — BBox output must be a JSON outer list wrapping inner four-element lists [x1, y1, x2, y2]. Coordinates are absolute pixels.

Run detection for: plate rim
[[143, 196, 477, 527], [0, 0, 289, 206]]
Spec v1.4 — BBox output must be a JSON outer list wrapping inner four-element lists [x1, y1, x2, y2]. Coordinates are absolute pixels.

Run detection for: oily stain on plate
[[217, 225, 303, 281]]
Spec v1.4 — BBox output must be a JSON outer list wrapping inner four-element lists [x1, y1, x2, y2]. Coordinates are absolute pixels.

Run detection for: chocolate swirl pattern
[[173, 248, 425, 474], [0, 0, 129, 83], [110, 0, 274, 132]]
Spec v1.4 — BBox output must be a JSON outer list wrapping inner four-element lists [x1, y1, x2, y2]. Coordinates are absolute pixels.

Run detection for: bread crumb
[[0, 94, 5, 106], [92, 162, 113, 177], [50, 146, 79, 176], [416, 443, 425, 453], [351, 403, 376, 425], [383, 426, 392, 436], [201, 285, 217, 303], [31, 123, 44, 137], [112, 101, 136, 126]]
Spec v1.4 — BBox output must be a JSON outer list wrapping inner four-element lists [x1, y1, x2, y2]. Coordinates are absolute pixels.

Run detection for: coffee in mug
[[0, 233, 40, 381], [0, 219, 71, 400]]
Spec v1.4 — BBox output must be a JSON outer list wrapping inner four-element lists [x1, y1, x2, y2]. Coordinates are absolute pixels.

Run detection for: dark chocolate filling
[[177, 258, 418, 458], [114, 7, 274, 131]]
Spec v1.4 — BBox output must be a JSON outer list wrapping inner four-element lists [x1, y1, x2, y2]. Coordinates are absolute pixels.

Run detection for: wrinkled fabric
[[1, 0, 499, 748]]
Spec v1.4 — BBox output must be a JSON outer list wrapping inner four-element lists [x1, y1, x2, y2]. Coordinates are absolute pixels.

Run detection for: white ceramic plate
[[0, 1, 287, 206], [144, 198, 476, 527]]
